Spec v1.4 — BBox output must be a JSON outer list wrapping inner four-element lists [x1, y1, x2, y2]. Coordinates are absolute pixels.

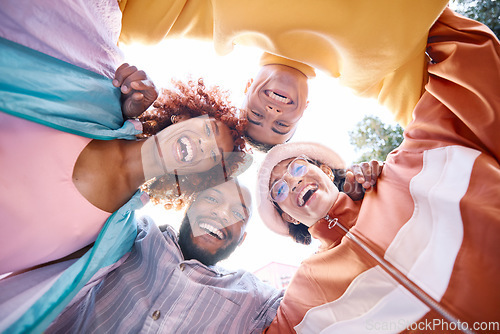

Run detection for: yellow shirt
[[119, 0, 448, 126]]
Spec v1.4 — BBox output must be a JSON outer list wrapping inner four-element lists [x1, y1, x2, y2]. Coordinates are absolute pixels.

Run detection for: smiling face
[[158, 116, 234, 175], [270, 158, 339, 227], [178, 180, 252, 265], [242, 64, 309, 146]]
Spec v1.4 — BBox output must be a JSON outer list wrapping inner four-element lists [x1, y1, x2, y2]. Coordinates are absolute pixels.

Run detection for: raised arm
[[113, 63, 158, 119]]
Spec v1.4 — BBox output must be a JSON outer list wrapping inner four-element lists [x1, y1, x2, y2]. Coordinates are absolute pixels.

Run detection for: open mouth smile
[[177, 136, 194, 162], [297, 184, 318, 207], [199, 220, 226, 240], [265, 90, 292, 104]]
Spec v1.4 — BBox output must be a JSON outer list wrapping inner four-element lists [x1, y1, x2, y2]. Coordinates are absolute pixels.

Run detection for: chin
[[308, 202, 330, 221]]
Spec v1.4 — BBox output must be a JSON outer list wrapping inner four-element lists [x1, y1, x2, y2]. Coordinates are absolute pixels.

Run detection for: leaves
[[348, 115, 404, 163], [450, 0, 499, 38]]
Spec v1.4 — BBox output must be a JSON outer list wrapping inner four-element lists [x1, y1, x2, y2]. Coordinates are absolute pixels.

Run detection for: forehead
[[270, 158, 294, 181], [197, 181, 252, 208], [188, 115, 210, 124]]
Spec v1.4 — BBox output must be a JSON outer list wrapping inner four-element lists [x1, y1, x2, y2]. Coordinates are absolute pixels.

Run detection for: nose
[[265, 105, 281, 113], [211, 209, 230, 227], [288, 178, 303, 193], [199, 139, 205, 153], [199, 137, 217, 154]]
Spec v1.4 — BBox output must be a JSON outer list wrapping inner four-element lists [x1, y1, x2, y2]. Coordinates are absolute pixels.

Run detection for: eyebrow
[[248, 119, 289, 135], [270, 159, 294, 184], [247, 118, 262, 126], [272, 127, 290, 135], [239, 202, 249, 212], [210, 119, 220, 135], [247, 112, 289, 135], [211, 189, 222, 196], [212, 188, 249, 213]]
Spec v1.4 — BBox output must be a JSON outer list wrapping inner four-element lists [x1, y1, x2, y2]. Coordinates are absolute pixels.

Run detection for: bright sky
[[122, 39, 397, 272]]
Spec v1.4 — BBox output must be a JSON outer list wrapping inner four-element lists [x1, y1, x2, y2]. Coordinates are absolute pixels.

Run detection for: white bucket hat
[[256, 142, 345, 236]]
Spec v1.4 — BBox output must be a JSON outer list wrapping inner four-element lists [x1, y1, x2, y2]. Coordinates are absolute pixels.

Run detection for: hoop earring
[[171, 115, 178, 124], [328, 172, 335, 183], [320, 164, 335, 183]]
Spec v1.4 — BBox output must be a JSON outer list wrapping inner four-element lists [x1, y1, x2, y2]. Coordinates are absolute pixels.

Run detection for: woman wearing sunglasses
[[255, 142, 384, 333], [257, 142, 382, 246], [256, 6, 500, 331], [0, 70, 249, 276]]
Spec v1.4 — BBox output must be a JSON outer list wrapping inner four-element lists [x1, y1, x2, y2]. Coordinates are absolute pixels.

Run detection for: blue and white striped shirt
[[46, 217, 283, 333]]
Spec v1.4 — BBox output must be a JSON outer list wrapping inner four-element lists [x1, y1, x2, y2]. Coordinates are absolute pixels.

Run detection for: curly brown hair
[[137, 78, 251, 210]]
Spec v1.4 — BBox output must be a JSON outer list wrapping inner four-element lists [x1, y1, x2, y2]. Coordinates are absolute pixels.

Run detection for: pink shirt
[[0, 112, 111, 274]]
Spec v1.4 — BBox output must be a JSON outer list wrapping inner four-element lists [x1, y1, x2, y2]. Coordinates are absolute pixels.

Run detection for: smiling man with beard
[[4, 179, 283, 333], [177, 180, 250, 266]]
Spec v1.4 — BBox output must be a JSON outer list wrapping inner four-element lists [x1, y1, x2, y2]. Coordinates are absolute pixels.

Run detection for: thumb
[[123, 94, 145, 118]]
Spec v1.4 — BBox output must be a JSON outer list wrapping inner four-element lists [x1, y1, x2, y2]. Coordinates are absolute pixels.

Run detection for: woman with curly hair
[[0, 63, 250, 275], [138, 77, 250, 210]]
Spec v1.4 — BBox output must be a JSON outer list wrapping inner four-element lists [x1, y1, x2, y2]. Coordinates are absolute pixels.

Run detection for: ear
[[281, 212, 299, 225], [237, 232, 247, 247], [320, 164, 335, 181], [244, 79, 254, 94]]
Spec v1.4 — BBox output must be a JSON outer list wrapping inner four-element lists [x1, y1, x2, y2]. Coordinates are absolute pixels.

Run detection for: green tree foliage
[[348, 115, 404, 163], [450, 0, 499, 38]]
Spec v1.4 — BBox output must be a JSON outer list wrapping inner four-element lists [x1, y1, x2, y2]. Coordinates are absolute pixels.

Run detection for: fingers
[[372, 160, 384, 177], [114, 63, 159, 118], [130, 80, 151, 91], [116, 69, 148, 94], [343, 170, 364, 201], [131, 91, 144, 101], [114, 63, 155, 94], [348, 160, 384, 189], [345, 170, 355, 184], [113, 63, 139, 90], [343, 170, 357, 192], [349, 163, 368, 188], [123, 92, 146, 118]]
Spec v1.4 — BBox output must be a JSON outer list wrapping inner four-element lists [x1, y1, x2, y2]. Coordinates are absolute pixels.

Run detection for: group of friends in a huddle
[[1, 0, 499, 333]]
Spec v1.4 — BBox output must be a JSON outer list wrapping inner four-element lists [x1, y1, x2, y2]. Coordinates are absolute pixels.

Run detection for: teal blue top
[[0, 36, 140, 140], [0, 36, 145, 333]]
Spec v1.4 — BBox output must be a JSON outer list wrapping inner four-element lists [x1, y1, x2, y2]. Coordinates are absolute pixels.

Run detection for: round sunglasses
[[269, 155, 311, 203]]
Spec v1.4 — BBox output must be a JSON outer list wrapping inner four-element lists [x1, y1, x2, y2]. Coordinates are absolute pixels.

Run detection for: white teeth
[[199, 223, 224, 239], [298, 184, 316, 207], [269, 91, 291, 104], [180, 137, 193, 162]]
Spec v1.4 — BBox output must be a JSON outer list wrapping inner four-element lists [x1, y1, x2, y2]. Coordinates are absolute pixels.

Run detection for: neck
[[309, 193, 362, 249], [123, 139, 147, 189]]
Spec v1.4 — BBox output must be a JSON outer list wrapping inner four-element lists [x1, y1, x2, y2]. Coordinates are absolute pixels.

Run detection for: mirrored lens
[[289, 159, 308, 177], [270, 180, 290, 203]]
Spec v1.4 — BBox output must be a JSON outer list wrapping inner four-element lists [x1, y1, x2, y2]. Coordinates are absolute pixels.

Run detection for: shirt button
[[179, 263, 185, 271], [152, 310, 161, 320]]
